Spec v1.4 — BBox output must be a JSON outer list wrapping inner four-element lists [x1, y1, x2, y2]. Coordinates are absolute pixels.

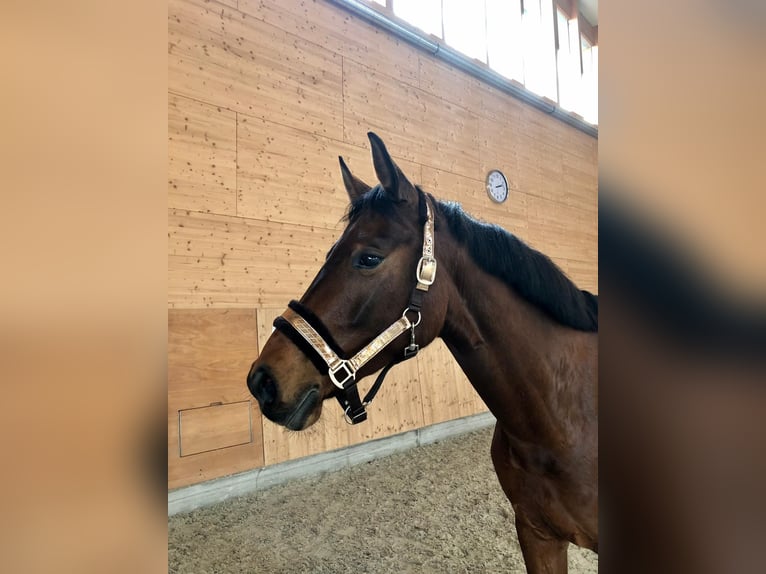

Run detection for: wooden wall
[[168, 0, 598, 489]]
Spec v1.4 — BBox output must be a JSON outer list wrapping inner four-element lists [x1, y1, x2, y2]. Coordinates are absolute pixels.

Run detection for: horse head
[[247, 133, 448, 430]]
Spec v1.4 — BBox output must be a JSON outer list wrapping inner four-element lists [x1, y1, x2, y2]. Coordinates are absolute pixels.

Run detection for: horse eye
[[355, 253, 383, 269]]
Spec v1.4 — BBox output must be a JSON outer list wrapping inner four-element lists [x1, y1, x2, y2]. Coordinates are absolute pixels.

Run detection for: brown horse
[[247, 133, 598, 573]]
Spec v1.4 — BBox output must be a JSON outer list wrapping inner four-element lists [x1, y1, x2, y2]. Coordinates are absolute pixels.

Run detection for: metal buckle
[[343, 406, 366, 425], [416, 256, 437, 286], [329, 361, 355, 389]]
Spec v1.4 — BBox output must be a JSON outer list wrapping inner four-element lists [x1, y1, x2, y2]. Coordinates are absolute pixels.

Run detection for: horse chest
[[494, 429, 597, 546]]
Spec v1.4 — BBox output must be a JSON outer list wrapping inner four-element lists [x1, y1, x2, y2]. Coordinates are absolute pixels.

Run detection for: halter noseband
[[273, 192, 437, 425]]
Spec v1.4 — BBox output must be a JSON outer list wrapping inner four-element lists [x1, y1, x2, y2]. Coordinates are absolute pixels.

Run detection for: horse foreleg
[[490, 424, 569, 574], [515, 517, 568, 574]]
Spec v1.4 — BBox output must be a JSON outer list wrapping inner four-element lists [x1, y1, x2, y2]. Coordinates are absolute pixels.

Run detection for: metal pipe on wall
[[326, 0, 598, 138]]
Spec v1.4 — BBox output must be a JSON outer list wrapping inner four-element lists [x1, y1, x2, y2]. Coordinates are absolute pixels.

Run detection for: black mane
[[347, 187, 598, 332], [438, 201, 597, 332]]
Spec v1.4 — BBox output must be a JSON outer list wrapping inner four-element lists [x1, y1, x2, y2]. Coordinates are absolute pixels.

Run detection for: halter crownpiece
[[273, 192, 436, 424]]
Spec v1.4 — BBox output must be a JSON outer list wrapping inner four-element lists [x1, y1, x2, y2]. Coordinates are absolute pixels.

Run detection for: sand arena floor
[[169, 427, 598, 573]]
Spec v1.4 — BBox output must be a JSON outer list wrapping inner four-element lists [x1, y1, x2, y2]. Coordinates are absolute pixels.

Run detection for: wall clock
[[486, 169, 508, 203]]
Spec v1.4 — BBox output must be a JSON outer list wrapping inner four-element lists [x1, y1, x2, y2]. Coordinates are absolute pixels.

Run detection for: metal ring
[[402, 308, 422, 327]]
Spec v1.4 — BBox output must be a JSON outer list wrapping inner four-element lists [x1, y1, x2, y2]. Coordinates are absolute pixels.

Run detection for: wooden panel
[[523, 103, 597, 162], [343, 60, 480, 179], [168, 209, 338, 308], [168, 308, 265, 488], [239, 0, 420, 85], [453, 360, 488, 417], [168, 0, 343, 139], [559, 257, 598, 294], [261, 412, 351, 466], [561, 150, 598, 211], [237, 115, 421, 228], [168, 412, 263, 488], [347, 357, 425, 446], [417, 339, 483, 426], [418, 58, 483, 111], [168, 308, 259, 406], [525, 194, 598, 269], [477, 83, 527, 127], [179, 401, 252, 456], [168, 93, 237, 215]]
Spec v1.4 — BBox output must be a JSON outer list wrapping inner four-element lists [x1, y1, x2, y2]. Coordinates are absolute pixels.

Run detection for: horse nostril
[[247, 361, 260, 387], [247, 365, 278, 408]]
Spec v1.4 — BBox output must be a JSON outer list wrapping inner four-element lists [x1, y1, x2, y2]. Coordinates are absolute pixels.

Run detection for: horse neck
[[438, 238, 593, 442]]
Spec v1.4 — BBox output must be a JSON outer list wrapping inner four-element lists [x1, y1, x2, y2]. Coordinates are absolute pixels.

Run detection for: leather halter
[[273, 192, 437, 424]]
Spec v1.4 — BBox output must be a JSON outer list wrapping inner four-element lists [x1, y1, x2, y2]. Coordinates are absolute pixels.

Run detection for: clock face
[[486, 170, 508, 203]]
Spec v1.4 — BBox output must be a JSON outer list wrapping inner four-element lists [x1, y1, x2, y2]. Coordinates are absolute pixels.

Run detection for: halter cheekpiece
[[273, 191, 437, 424]]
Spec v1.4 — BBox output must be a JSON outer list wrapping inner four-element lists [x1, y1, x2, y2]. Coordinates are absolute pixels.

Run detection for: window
[[580, 35, 598, 124], [443, 0, 487, 62], [389, 0, 598, 125], [520, 0, 558, 101], [486, 0, 524, 83], [393, 0, 443, 38], [556, 7, 580, 113]]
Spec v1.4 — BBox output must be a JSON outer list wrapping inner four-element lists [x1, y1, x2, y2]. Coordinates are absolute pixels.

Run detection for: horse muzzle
[[247, 363, 320, 430]]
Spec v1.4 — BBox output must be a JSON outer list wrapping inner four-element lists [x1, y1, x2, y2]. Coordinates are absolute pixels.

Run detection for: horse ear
[[367, 132, 416, 203], [338, 156, 371, 202]]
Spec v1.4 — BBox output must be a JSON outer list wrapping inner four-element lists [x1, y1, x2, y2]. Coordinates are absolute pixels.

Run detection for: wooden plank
[[168, 0, 343, 139], [418, 57, 483, 112], [168, 308, 259, 407], [417, 339, 469, 426], [452, 360, 488, 418], [168, 407, 264, 489], [522, 104, 596, 161], [167, 259, 321, 308], [477, 83, 527, 127], [237, 115, 421, 227], [168, 209, 339, 308], [347, 357, 425, 446], [239, 0, 420, 85], [559, 257, 598, 294], [343, 59, 480, 179], [261, 410, 352, 466], [524, 194, 598, 268], [561, 150, 598, 212], [168, 308, 265, 489], [526, 193, 597, 235], [179, 401, 252, 456], [168, 93, 237, 215]]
